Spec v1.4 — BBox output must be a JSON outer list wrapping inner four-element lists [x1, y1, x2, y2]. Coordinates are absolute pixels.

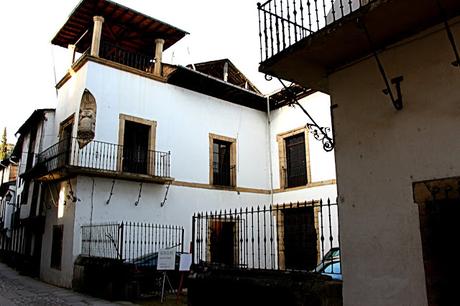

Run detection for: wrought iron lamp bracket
[[277, 78, 335, 152]]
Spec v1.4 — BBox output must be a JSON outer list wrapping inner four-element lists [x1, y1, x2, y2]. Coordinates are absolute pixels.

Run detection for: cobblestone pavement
[[0, 262, 131, 306]]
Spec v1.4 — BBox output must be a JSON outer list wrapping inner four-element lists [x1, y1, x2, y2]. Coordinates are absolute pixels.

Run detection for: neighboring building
[[0, 109, 56, 275], [258, 0, 460, 305], [2, 0, 337, 290], [0, 157, 18, 254]]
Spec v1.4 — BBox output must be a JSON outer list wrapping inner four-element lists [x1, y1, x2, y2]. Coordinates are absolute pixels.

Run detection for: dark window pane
[[285, 133, 307, 188], [123, 121, 150, 174], [213, 140, 231, 186], [51, 225, 64, 270]]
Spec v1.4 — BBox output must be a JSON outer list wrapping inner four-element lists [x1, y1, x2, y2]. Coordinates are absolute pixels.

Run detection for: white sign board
[[179, 253, 192, 271], [157, 249, 176, 270]]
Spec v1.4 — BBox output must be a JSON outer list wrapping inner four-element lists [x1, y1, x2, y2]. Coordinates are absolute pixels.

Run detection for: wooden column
[[90, 16, 104, 57]]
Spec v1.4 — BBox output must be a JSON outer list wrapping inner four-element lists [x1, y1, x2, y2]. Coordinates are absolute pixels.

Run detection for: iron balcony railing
[[192, 199, 340, 274], [258, 0, 375, 62], [81, 222, 184, 266], [37, 138, 171, 178]]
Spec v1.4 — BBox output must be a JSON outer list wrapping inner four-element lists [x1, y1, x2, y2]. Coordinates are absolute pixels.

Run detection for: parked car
[[313, 247, 342, 280]]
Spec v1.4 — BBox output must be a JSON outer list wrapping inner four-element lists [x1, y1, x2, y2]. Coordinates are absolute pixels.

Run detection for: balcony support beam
[[359, 18, 404, 111], [435, 0, 460, 67], [91, 16, 105, 57]]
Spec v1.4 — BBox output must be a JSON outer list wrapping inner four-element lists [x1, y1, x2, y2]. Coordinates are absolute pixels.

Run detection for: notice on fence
[[179, 253, 192, 271], [157, 249, 176, 270]]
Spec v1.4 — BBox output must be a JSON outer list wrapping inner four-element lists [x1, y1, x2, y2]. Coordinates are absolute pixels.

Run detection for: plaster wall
[[85, 62, 271, 190], [72, 176, 270, 259], [40, 179, 77, 288], [329, 20, 460, 306]]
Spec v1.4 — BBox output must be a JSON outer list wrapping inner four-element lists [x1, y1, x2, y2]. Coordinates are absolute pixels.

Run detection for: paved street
[[0, 262, 127, 306]]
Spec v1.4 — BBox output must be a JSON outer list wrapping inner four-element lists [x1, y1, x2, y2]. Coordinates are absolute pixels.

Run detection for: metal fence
[[37, 138, 171, 178], [258, 0, 375, 62], [192, 199, 339, 273], [81, 222, 184, 266]]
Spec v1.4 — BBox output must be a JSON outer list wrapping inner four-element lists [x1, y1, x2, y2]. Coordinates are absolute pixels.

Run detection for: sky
[[0, 0, 280, 143]]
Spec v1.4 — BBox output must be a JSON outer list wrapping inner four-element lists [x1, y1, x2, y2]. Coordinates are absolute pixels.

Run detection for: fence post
[[119, 222, 124, 260], [191, 214, 195, 263]]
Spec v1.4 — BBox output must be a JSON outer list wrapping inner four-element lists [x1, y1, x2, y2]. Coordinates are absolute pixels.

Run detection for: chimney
[[223, 62, 229, 82], [154, 38, 165, 76]]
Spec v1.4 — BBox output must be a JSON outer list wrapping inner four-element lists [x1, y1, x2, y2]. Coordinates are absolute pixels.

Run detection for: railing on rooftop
[[257, 0, 375, 62], [100, 41, 155, 72], [36, 138, 171, 179]]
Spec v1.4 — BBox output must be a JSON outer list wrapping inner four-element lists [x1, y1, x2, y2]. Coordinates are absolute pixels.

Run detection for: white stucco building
[[2, 0, 337, 288]]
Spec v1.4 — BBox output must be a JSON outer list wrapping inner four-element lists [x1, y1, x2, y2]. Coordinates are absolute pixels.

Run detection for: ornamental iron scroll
[[277, 78, 335, 152]]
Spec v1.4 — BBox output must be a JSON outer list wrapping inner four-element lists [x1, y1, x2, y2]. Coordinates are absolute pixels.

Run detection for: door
[[283, 207, 318, 270], [420, 199, 460, 306], [123, 121, 150, 174], [209, 220, 235, 266]]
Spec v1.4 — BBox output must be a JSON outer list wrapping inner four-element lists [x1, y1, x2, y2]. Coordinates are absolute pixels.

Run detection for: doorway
[[283, 206, 318, 270], [123, 121, 150, 174]]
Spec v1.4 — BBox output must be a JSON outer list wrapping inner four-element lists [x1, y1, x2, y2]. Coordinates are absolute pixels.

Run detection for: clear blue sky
[[0, 0, 279, 143]]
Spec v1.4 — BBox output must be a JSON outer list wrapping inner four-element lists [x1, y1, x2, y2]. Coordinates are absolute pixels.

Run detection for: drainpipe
[[266, 96, 274, 205], [154, 38, 165, 76], [90, 16, 104, 57]]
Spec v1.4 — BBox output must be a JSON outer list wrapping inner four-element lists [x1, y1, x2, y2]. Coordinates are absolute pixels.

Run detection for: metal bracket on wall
[[277, 78, 335, 152], [435, 0, 460, 67], [358, 18, 404, 110], [160, 181, 172, 207]]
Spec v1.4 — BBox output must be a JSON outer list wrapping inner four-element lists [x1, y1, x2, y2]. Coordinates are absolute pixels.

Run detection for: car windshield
[[322, 262, 341, 274]]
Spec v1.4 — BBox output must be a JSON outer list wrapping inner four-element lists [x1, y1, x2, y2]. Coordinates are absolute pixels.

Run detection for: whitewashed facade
[[6, 0, 337, 288]]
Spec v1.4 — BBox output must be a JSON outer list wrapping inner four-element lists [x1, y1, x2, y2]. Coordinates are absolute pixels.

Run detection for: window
[[277, 127, 311, 189], [118, 114, 157, 175], [51, 224, 64, 270], [59, 114, 75, 167], [209, 134, 236, 187]]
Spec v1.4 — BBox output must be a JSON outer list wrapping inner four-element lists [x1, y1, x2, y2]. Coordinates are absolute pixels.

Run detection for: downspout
[[266, 96, 274, 205]]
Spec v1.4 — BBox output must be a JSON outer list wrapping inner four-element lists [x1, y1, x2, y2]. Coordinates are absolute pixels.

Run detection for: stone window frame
[[209, 133, 237, 188], [118, 114, 157, 175], [276, 126, 312, 190]]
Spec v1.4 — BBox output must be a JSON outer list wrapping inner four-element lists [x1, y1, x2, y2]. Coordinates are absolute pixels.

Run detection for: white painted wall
[[85, 62, 271, 189], [329, 20, 460, 306], [72, 176, 270, 259], [40, 179, 77, 288], [40, 58, 338, 287]]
